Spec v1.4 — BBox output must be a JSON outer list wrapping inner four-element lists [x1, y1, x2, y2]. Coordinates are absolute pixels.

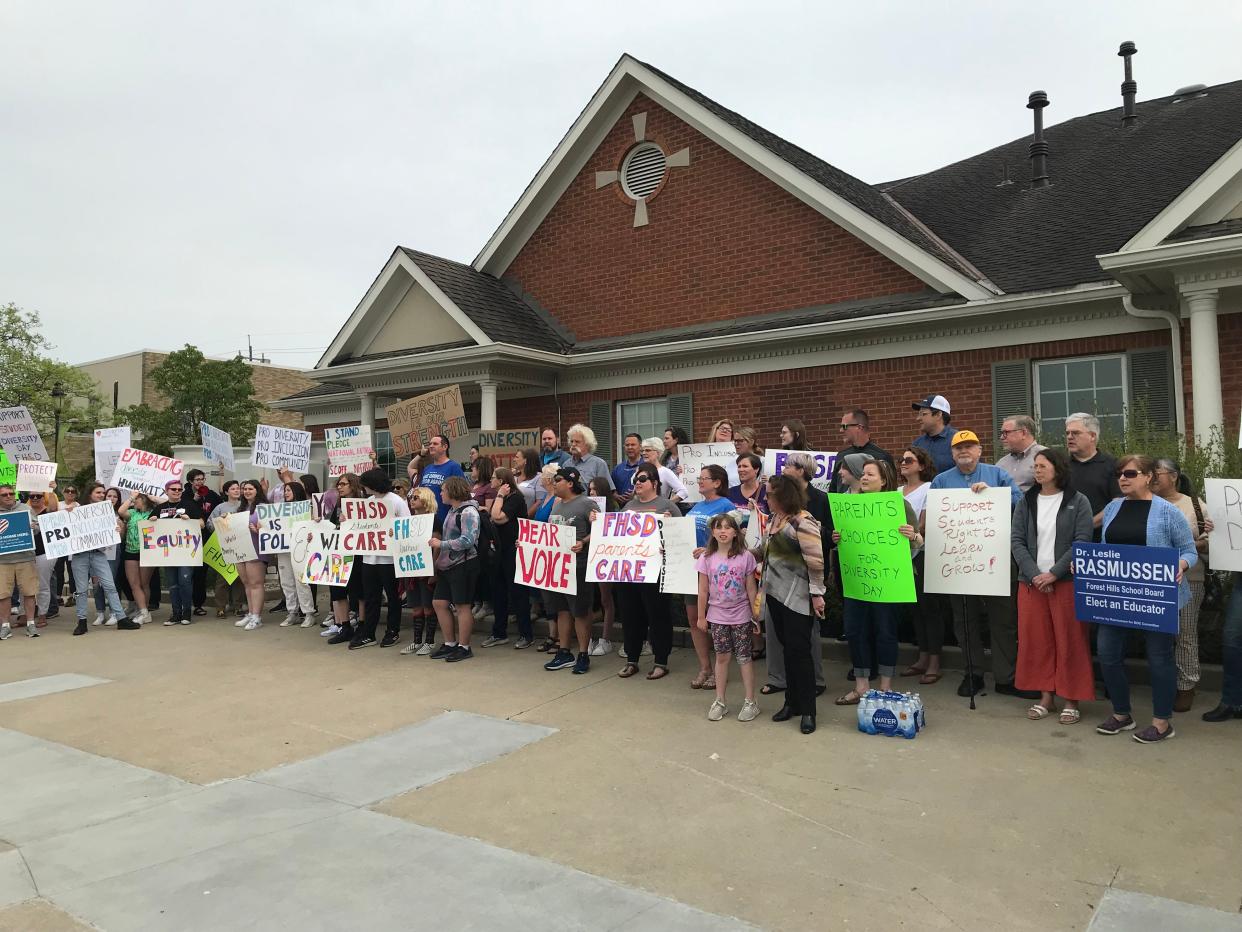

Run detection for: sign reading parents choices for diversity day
[[251, 425, 312, 473], [0, 406, 48, 461], [923, 487, 1012, 597], [110, 448, 185, 497], [515, 518, 576, 595], [828, 491, 916, 603], [37, 501, 121, 560], [1072, 542, 1179, 634]]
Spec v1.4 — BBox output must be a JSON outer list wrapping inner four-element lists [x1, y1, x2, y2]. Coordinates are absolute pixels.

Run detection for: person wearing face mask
[[69, 482, 127, 636]]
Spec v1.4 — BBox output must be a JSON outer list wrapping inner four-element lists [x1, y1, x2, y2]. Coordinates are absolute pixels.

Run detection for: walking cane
[[962, 594, 976, 711]]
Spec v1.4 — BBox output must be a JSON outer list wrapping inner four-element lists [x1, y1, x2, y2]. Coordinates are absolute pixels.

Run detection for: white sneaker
[[738, 699, 761, 722], [234, 614, 249, 627], [104, 614, 119, 626], [399, 642, 420, 655], [135, 610, 150, 626], [280, 613, 298, 627], [590, 639, 613, 657], [300, 614, 316, 628], [641, 642, 652, 657], [707, 698, 727, 722], [587, 638, 598, 655], [415, 642, 434, 656], [92, 612, 105, 626], [471, 603, 486, 620], [321, 624, 341, 638], [244, 616, 263, 631], [26, 623, 39, 638], [0, 622, 10, 639]]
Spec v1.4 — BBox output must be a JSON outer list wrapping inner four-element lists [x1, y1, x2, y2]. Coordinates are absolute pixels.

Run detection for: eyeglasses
[[0, 492, 14, 497], [839, 423, 860, 431], [998, 428, 1018, 436], [1116, 469, 1142, 479], [1065, 430, 1086, 438]]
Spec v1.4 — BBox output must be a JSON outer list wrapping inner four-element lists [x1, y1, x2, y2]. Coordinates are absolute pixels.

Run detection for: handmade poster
[[310, 492, 326, 520], [0, 508, 35, 556], [251, 425, 312, 473], [384, 385, 468, 458], [200, 422, 235, 471], [828, 491, 917, 603], [110, 447, 185, 497], [16, 459, 57, 493], [292, 520, 354, 586], [923, 487, 1012, 597], [138, 518, 204, 567], [340, 498, 388, 521], [589, 495, 607, 515], [37, 501, 121, 559], [338, 496, 392, 555], [325, 425, 373, 478], [202, 532, 239, 584], [585, 510, 663, 584], [1072, 542, 1179, 634], [477, 429, 540, 471], [762, 450, 839, 492], [678, 443, 740, 502], [0, 449, 15, 487], [515, 517, 576, 595], [1205, 478, 1242, 573], [93, 426, 131, 483], [0, 406, 48, 461], [391, 514, 434, 578], [256, 501, 313, 554], [214, 510, 259, 564], [657, 515, 699, 595]]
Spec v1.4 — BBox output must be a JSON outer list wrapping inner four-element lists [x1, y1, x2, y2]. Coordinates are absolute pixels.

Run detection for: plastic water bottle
[[897, 694, 917, 739], [914, 693, 926, 731]]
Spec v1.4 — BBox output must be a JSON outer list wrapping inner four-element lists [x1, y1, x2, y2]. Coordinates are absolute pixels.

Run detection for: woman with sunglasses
[[617, 462, 678, 679], [639, 439, 688, 503], [898, 447, 945, 684], [1095, 455, 1198, 744]]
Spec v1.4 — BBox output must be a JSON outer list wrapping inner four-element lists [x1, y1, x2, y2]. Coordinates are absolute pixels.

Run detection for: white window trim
[[615, 397, 668, 456], [1032, 353, 1129, 430]]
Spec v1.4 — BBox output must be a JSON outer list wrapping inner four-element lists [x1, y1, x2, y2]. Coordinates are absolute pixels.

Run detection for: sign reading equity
[[292, 520, 355, 586], [657, 515, 700, 595], [0, 406, 48, 461], [200, 422, 235, 472], [94, 426, 131, 484], [16, 459, 57, 493], [1072, 541, 1180, 634], [923, 487, 1012, 597], [138, 519, 204, 567], [384, 385, 468, 458], [256, 501, 313, 554], [37, 501, 120, 559], [110, 448, 185, 497], [477, 429, 540, 471], [585, 511, 662, 584], [214, 511, 259, 564], [762, 450, 839, 493], [392, 515, 434, 578], [0, 509, 35, 557], [325, 425, 373, 478], [1205, 478, 1242, 573], [678, 443, 740, 502], [251, 425, 312, 473], [828, 491, 917, 603], [515, 518, 576, 595]]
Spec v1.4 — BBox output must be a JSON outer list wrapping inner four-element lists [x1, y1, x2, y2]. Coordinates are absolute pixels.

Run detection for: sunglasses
[[167, 486, 183, 492], [900, 456, 917, 465], [633, 475, 650, 484], [1116, 469, 1143, 479], [839, 423, 860, 431]]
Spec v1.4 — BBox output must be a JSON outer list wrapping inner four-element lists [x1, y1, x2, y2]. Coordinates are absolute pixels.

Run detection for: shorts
[[544, 569, 595, 619], [433, 559, 480, 605], [0, 561, 39, 598], [123, 550, 141, 562], [709, 621, 754, 664]]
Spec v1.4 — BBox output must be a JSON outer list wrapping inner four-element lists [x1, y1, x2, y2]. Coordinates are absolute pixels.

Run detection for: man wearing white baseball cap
[[911, 394, 957, 475]]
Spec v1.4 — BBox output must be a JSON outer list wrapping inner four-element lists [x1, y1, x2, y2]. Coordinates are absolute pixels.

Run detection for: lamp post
[[51, 382, 65, 463]]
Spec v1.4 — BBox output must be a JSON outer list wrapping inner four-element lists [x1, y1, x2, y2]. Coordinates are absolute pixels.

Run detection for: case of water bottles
[[857, 690, 925, 738]]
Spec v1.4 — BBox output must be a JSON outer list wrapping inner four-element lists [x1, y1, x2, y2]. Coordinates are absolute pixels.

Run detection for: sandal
[[646, 665, 668, 680], [618, 663, 639, 678], [703, 673, 716, 690], [900, 665, 927, 677], [1059, 708, 1081, 725], [690, 670, 710, 689], [918, 672, 942, 685], [760, 684, 786, 695], [834, 690, 864, 706], [536, 638, 556, 653], [1027, 704, 1052, 720]]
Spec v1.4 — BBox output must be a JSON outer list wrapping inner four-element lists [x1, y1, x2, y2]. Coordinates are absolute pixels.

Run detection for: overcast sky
[[4, 1, 1240, 371]]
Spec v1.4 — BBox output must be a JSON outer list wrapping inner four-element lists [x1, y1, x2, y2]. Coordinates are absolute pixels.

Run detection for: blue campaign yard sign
[[0, 509, 35, 557], [1072, 542, 1179, 635]]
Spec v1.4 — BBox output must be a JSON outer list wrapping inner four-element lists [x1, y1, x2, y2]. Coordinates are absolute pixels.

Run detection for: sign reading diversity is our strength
[[827, 491, 916, 603], [385, 385, 468, 458]]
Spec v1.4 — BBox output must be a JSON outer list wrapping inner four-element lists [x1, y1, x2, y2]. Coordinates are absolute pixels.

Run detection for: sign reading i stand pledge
[[1072, 541, 1180, 634], [251, 425, 311, 473], [325, 426, 373, 478]]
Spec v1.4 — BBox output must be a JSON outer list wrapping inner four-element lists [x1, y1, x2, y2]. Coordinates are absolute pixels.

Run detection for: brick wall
[[503, 94, 926, 343]]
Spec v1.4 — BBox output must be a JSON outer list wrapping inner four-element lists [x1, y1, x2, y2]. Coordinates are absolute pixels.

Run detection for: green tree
[[118, 345, 264, 456], [0, 302, 104, 463]]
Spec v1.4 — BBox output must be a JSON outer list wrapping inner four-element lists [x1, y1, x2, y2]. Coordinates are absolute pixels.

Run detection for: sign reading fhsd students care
[[251, 425, 312, 473], [1072, 541, 1180, 634], [37, 501, 121, 559], [391, 515, 434, 578], [384, 385, 468, 458]]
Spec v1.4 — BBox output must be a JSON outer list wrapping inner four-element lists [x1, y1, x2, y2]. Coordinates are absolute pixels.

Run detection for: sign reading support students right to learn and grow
[[1071, 541, 1180, 635]]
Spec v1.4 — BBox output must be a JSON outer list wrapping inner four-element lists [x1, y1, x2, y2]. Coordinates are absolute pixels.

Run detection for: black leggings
[[620, 583, 671, 666], [768, 596, 816, 716], [359, 562, 400, 639]]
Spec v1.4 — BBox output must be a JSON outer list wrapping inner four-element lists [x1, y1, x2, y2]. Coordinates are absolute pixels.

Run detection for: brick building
[[273, 53, 1242, 467]]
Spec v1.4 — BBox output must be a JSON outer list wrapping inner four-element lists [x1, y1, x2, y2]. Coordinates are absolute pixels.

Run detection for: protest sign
[[923, 487, 1012, 596], [292, 520, 355, 586], [1205, 478, 1242, 573], [392, 514, 434, 578], [93, 426, 131, 483], [1072, 542, 1179, 634], [0, 509, 35, 556], [202, 532, 238, 584], [338, 497, 391, 555], [110, 448, 185, 497], [251, 425, 311, 473], [325, 425, 373, 478], [200, 422, 235, 471], [678, 443, 740, 502], [340, 498, 387, 521], [0, 450, 15, 488], [828, 491, 917, 603], [515, 518, 576, 595], [384, 385, 468, 458], [310, 492, 326, 520], [658, 515, 699, 595], [477, 429, 540, 471], [37, 501, 121, 559], [16, 460, 57, 493], [762, 450, 839, 492], [585, 511, 663, 584], [256, 501, 313, 554], [138, 519, 204, 567], [215, 511, 258, 563], [0, 406, 48, 461]]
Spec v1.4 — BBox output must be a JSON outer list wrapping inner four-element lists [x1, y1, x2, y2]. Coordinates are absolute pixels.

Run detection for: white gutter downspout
[[1122, 295, 1186, 437]]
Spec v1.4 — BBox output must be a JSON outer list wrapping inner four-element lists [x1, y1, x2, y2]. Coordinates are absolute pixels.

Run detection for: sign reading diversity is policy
[[762, 450, 838, 492], [923, 487, 1012, 596], [1072, 542, 1179, 634], [251, 425, 311, 473], [37, 501, 121, 559], [385, 385, 468, 458], [585, 511, 662, 584], [515, 518, 576, 595], [256, 501, 313, 554], [827, 491, 916, 602]]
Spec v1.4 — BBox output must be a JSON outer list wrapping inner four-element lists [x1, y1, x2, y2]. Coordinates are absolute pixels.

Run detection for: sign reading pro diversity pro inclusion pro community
[[1072, 542, 1180, 634]]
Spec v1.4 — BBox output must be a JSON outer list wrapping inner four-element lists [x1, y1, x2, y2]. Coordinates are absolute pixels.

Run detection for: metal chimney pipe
[[1119, 41, 1138, 125], [1027, 90, 1050, 188]]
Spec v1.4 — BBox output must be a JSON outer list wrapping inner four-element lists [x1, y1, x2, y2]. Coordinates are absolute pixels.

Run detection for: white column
[[1185, 288, 1223, 442], [478, 380, 498, 431], [358, 392, 375, 431]]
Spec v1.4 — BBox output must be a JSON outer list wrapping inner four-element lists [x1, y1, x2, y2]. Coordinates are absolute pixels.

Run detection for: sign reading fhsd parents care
[[585, 511, 662, 584], [384, 385, 468, 458], [827, 491, 916, 603], [1072, 542, 1180, 634], [762, 450, 839, 493], [923, 487, 1012, 597], [0, 405, 48, 461], [138, 519, 204, 567], [110, 447, 185, 497], [251, 425, 312, 473], [37, 501, 121, 559]]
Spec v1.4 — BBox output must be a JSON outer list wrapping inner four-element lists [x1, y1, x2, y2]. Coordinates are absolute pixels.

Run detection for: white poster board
[[392, 514, 434, 578], [138, 518, 204, 567], [214, 510, 258, 564], [514, 518, 577, 595], [338, 497, 392, 555], [256, 501, 313, 554], [762, 449, 839, 492], [37, 501, 121, 559], [325, 426, 373, 478], [585, 510, 662, 584], [200, 422, 235, 472], [16, 460, 57, 493], [1205, 478, 1242, 573], [923, 487, 1012, 596], [678, 443, 739, 502], [251, 425, 311, 473], [658, 515, 699, 595], [93, 426, 131, 483], [0, 406, 48, 461], [292, 520, 354, 586], [110, 448, 185, 497]]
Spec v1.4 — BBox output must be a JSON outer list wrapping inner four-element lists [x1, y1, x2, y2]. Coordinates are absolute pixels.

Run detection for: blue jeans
[[1097, 623, 1176, 720], [1222, 574, 1242, 708], [93, 556, 120, 611], [843, 598, 899, 680], [72, 551, 124, 620], [167, 565, 195, 619]]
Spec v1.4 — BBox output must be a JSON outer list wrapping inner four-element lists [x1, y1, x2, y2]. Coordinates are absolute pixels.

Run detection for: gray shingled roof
[[278, 381, 352, 402], [882, 80, 1242, 293]]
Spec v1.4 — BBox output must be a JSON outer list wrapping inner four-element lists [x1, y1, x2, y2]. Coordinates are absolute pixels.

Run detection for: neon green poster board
[[827, 491, 917, 603], [203, 532, 239, 585]]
